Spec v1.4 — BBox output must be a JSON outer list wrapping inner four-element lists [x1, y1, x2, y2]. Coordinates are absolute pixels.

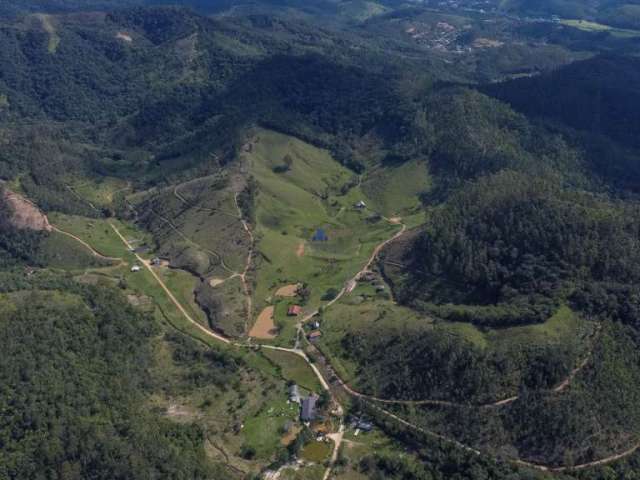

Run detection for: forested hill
[[0, 0, 341, 18], [484, 55, 640, 150], [0, 5, 441, 196], [484, 54, 640, 193]]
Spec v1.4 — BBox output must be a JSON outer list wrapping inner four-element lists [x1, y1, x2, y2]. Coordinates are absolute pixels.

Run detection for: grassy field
[[361, 158, 430, 218], [280, 464, 326, 480], [338, 0, 389, 22], [48, 213, 148, 258], [561, 19, 640, 38], [66, 176, 130, 208], [301, 440, 332, 462], [247, 129, 400, 346], [241, 398, 300, 460], [436, 304, 593, 351], [261, 348, 323, 393], [334, 429, 411, 480], [39, 231, 114, 270]]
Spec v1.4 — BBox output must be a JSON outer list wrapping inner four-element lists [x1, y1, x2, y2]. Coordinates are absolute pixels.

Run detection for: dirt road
[[51, 227, 122, 263], [322, 423, 345, 480], [108, 222, 230, 345]]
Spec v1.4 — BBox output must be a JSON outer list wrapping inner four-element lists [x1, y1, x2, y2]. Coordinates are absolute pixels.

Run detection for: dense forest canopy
[[0, 285, 218, 479]]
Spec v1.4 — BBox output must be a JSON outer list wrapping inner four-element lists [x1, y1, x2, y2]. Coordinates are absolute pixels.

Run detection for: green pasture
[[247, 129, 399, 345]]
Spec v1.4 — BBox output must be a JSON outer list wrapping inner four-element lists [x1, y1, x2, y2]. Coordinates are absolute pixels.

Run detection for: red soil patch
[[249, 306, 277, 339]]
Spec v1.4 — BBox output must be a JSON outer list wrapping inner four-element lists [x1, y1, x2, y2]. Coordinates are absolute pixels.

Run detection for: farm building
[[288, 305, 302, 316], [357, 420, 374, 432], [312, 228, 328, 242], [130, 265, 141, 272], [308, 330, 322, 342], [301, 394, 319, 422], [289, 384, 301, 404], [354, 200, 367, 209]]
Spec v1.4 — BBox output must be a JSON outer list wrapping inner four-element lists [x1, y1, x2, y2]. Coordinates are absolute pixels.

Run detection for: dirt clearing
[[249, 306, 277, 339], [281, 425, 302, 446], [116, 32, 133, 42], [1, 188, 52, 231], [296, 241, 305, 257], [388, 217, 402, 225], [275, 283, 300, 297], [209, 278, 226, 287], [473, 38, 504, 48]]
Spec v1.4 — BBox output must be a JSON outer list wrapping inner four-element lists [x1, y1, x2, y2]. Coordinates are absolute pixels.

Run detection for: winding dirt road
[[329, 322, 603, 410]]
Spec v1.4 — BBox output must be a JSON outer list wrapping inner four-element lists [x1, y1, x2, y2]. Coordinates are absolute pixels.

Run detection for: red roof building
[[288, 305, 302, 316], [308, 330, 322, 341]]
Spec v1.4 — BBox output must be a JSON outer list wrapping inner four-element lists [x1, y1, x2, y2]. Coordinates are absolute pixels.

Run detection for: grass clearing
[[301, 440, 332, 462], [241, 398, 300, 460], [48, 213, 145, 258], [68, 176, 130, 208], [39, 231, 114, 269], [261, 348, 323, 393], [280, 464, 325, 480], [437, 305, 591, 350], [34, 14, 60, 53], [561, 19, 640, 37], [361, 158, 431, 217]]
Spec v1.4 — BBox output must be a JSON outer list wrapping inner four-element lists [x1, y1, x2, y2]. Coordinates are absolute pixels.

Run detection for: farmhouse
[[357, 420, 374, 432], [308, 330, 322, 342], [354, 200, 367, 209], [130, 265, 141, 272], [288, 305, 302, 316], [312, 228, 328, 242], [301, 394, 319, 422]]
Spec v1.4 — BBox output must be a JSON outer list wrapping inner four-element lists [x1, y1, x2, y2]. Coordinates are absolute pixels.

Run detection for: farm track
[[51, 226, 123, 264], [234, 192, 254, 333]]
